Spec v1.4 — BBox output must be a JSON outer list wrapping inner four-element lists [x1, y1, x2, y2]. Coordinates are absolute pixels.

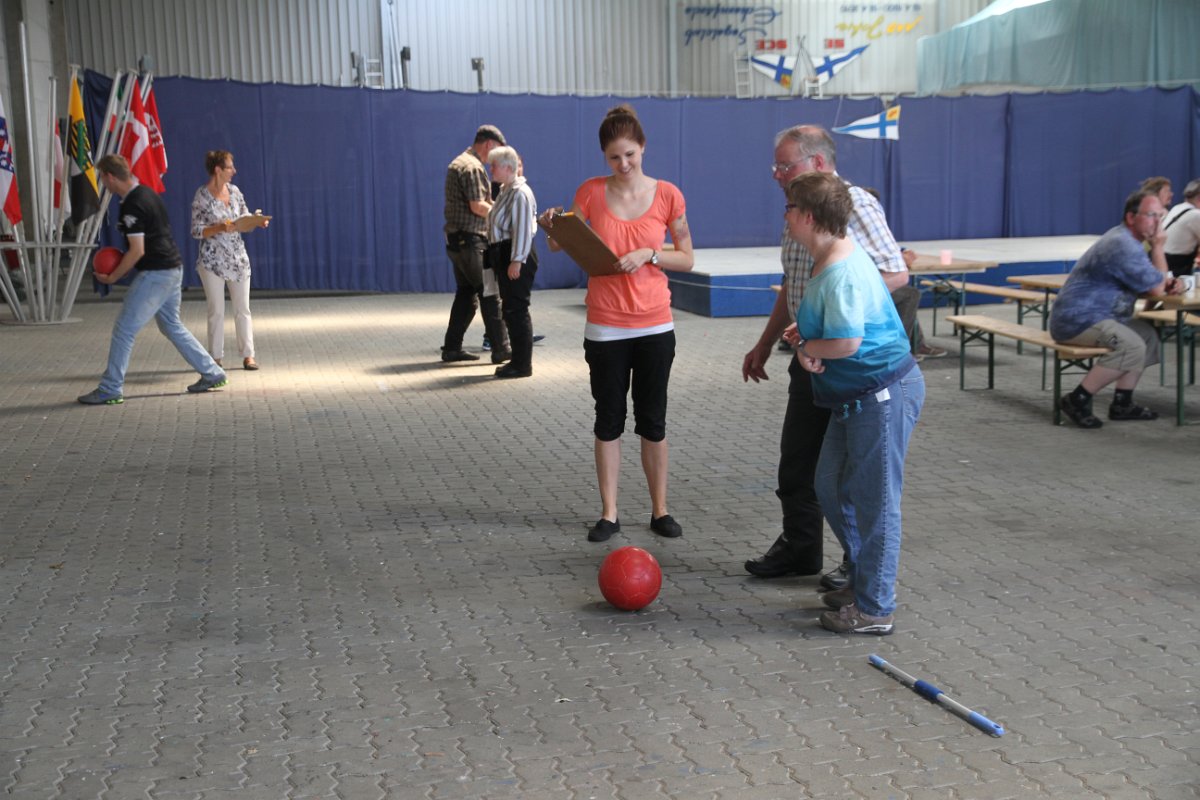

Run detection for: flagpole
[[46, 76, 66, 319], [19, 21, 48, 321], [0, 217, 25, 321], [59, 70, 127, 319]]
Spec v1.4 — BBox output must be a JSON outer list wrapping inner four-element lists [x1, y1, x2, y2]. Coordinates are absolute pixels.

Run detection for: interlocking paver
[[1, 290, 1197, 798]]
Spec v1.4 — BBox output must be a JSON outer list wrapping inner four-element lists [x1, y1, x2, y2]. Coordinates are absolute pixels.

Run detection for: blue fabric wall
[[83, 72, 1199, 292]]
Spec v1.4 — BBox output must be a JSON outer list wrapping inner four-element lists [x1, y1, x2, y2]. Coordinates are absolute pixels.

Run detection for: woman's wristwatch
[[649, 249, 659, 266]]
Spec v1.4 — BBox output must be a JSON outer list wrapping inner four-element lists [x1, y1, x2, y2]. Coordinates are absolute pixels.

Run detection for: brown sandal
[[243, 357, 259, 371]]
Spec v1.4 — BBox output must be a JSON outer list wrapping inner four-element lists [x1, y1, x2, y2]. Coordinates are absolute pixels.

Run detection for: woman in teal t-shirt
[[781, 172, 924, 636]]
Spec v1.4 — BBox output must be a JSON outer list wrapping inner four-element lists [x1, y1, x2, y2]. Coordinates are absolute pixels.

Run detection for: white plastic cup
[[939, 249, 953, 266], [1181, 274, 1196, 293]]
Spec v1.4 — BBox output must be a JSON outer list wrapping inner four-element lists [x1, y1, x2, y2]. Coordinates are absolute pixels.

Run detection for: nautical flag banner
[[144, 86, 168, 178], [0, 94, 22, 226], [119, 79, 165, 192], [833, 106, 900, 141], [811, 45, 869, 86], [67, 77, 100, 225], [750, 54, 797, 89]]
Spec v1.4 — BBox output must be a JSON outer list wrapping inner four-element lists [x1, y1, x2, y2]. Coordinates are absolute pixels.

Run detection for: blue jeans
[[815, 365, 925, 617], [99, 268, 222, 395]]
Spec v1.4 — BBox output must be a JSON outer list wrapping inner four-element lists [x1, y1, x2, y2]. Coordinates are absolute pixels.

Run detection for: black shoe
[[1059, 395, 1102, 428], [744, 535, 822, 578], [495, 364, 532, 379], [441, 349, 479, 362], [588, 518, 620, 542], [533, 334, 546, 344], [819, 560, 851, 591], [1108, 403, 1158, 421], [650, 514, 682, 538], [491, 349, 512, 365]]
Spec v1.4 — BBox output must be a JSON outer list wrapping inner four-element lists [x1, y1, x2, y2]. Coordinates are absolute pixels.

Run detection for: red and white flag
[[0, 93, 22, 226], [144, 86, 168, 178], [119, 79, 165, 193]]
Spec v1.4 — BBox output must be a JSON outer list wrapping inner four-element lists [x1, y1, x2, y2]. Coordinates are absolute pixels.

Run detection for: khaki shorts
[[1061, 318, 1159, 372]]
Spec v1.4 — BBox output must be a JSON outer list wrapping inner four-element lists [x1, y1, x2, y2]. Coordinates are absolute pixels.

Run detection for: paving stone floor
[[0, 288, 1197, 799]]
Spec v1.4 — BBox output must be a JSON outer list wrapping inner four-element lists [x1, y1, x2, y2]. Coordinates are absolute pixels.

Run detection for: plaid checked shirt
[[782, 180, 905, 318], [443, 148, 490, 237]]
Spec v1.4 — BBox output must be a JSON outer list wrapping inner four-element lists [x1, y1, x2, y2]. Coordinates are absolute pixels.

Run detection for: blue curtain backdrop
[[83, 71, 1199, 292]]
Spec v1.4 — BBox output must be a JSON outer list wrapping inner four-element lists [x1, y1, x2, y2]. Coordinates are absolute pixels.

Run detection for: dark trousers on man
[[492, 240, 538, 372], [443, 232, 509, 354], [777, 357, 833, 569]]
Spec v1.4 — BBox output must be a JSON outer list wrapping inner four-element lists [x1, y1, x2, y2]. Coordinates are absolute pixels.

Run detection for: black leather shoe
[[491, 349, 512, 364], [744, 535, 822, 578], [441, 349, 479, 362], [495, 364, 532, 379], [819, 560, 851, 591]]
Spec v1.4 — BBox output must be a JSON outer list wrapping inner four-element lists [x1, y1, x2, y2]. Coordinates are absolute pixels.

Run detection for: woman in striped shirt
[[486, 146, 539, 379]]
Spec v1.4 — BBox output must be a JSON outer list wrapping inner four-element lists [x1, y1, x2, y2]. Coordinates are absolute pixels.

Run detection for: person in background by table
[[742, 126, 910, 591], [540, 104, 695, 544], [191, 150, 268, 370], [781, 171, 924, 635], [1051, 188, 1185, 428], [861, 187, 945, 362], [485, 145, 538, 379], [1140, 176, 1173, 210], [1163, 178, 1200, 276]]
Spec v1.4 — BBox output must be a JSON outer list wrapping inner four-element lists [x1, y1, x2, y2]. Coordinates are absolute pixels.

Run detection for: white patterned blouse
[[190, 183, 252, 282]]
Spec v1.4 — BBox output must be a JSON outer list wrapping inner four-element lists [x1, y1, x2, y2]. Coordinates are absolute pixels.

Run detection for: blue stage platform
[[669, 235, 1100, 318]]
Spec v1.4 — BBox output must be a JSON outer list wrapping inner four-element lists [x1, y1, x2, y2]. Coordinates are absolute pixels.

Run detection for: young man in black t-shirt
[[77, 155, 227, 405]]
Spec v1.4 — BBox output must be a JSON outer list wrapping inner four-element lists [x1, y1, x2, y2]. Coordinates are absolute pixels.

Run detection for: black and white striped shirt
[[487, 176, 538, 263]]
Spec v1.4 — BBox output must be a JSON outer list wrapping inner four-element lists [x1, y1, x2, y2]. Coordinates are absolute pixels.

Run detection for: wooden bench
[[945, 314, 1111, 425], [919, 280, 1051, 351], [1136, 308, 1200, 385]]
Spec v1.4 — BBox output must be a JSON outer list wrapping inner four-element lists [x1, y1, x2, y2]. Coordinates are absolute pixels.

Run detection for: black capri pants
[[583, 330, 676, 442]]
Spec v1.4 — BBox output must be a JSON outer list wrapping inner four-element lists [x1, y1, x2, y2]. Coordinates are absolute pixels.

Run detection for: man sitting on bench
[[1050, 188, 1185, 428]]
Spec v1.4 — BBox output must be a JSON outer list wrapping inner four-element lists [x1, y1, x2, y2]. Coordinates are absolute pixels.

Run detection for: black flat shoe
[[441, 349, 480, 362], [491, 349, 512, 364], [650, 514, 682, 538], [587, 518, 620, 542], [744, 535, 822, 578]]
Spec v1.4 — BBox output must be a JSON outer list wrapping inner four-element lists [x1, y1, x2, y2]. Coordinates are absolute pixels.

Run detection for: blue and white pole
[[869, 654, 1005, 737]]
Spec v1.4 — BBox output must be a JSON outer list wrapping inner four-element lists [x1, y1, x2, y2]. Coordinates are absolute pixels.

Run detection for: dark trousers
[[778, 357, 833, 568], [492, 241, 538, 371], [442, 232, 509, 353], [583, 331, 675, 442]]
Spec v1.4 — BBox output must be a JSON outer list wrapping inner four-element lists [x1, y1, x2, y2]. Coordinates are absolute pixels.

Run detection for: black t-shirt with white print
[[118, 184, 183, 271]]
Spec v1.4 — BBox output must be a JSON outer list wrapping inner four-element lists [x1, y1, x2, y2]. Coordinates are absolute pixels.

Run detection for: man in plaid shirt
[[440, 125, 511, 363], [742, 124, 911, 589]]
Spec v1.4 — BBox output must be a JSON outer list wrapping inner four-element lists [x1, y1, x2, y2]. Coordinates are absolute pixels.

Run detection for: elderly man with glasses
[[741, 124, 912, 588], [1051, 188, 1186, 428]]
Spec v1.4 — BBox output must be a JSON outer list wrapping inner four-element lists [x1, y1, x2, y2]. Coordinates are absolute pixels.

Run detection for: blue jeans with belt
[[99, 268, 222, 396], [814, 365, 925, 618]]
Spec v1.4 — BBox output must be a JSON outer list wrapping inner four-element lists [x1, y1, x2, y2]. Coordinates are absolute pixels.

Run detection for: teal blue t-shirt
[[796, 244, 917, 407]]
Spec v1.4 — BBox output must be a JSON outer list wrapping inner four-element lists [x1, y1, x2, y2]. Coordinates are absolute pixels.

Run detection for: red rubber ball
[[92, 246, 124, 275], [598, 546, 662, 611]]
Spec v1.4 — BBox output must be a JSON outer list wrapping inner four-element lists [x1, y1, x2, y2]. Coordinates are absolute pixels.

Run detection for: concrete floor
[[1, 288, 1196, 799]]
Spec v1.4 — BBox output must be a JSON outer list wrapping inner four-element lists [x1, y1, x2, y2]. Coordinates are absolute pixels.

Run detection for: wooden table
[[1156, 292, 1200, 425], [906, 254, 1000, 337]]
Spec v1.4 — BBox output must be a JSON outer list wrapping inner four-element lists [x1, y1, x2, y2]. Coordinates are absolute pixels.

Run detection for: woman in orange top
[[541, 105, 695, 544]]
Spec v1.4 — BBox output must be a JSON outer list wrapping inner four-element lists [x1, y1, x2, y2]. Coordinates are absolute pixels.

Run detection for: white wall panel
[[61, 0, 989, 95], [63, 0, 382, 86]]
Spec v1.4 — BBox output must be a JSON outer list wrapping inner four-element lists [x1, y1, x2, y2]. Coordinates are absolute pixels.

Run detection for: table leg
[[1176, 309, 1185, 426]]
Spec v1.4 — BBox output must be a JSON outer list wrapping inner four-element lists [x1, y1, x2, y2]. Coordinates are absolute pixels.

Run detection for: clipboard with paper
[[537, 212, 620, 277]]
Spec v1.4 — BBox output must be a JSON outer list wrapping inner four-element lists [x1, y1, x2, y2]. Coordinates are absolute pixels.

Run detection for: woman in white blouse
[[191, 150, 268, 370]]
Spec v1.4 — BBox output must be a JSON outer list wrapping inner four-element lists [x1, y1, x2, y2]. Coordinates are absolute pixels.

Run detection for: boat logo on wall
[[750, 45, 869, 89]]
